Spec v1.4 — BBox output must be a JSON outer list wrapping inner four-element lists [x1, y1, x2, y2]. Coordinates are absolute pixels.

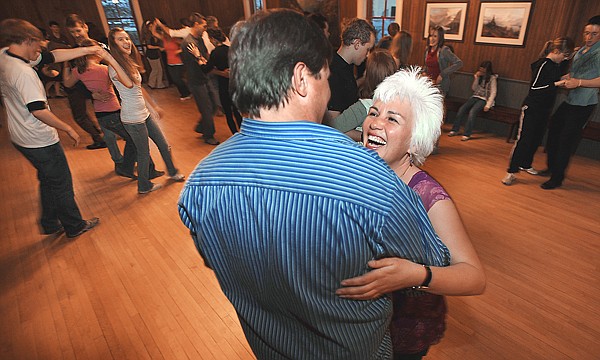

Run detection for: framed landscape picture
[[424, 2, 468, 42], [475, 1, 534, 46]]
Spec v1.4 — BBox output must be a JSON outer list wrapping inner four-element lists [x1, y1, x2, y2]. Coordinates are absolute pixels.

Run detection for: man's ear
[[292, 62, 309, 97], [352, 39, 361, 50]]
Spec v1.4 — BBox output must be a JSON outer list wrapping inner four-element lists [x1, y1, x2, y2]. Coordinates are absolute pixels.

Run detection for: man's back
[[179, 119, 449, 359]]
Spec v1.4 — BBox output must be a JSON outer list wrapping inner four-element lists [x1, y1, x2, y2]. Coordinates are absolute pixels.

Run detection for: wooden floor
[[0, 86, 599, 360]]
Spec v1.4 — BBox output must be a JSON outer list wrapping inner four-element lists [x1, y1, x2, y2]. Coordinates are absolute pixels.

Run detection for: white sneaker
[[168, 173, 185, 182], [448, 131, 458, 137], [138, 183, 163, 194], [502, 173, 516, 186], [519, 167, 539, 175], [180, 95, 192, 101]]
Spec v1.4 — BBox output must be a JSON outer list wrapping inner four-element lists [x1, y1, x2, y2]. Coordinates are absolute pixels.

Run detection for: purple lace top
[[391, 170, 450, 355]]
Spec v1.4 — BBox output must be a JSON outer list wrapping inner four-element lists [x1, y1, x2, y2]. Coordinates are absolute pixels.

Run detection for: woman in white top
[[103, 28, 184, 194]]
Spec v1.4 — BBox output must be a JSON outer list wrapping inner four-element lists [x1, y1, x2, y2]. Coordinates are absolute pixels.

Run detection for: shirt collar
[[240, 118, 356, 143], [5, 49, 29, 63]]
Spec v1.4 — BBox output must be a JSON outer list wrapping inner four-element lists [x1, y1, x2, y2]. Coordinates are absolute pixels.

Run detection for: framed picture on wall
[[475, 1, 534, 46], [424, 2, 468, 42]]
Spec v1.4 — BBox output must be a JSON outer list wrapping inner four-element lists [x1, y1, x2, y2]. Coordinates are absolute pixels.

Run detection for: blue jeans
[[14, 142, 86, 236], [123, 115, 178, 192], [97, 112, 124, 165], [97, 111, 159, 176], [451, 97, 486, 137], [189, 82, 216, 138]]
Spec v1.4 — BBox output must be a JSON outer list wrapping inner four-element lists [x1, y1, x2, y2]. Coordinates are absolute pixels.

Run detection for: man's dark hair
[[387, 22, 399, 37], [307, 13, 327, 32], [588, 15, 600, 25], [340, 18, 375, 46], [207, 28, 226, 43], [188, 12, 206, 26], [230, 9, 332, 117], [49, 20, 60, 27], [65, 13, 86, 28]]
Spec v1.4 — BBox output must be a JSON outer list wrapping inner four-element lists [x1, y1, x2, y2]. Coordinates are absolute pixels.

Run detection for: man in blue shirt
[[178, 9, 449, 359], [542, 15, 600, 189]]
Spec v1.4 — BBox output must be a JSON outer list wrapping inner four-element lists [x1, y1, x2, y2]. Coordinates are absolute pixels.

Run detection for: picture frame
[[475, 1, 534, 46], [424, 2, 468, 42]]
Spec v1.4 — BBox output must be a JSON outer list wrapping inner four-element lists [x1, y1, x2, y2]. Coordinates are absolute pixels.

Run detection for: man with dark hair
[[376, 22, 400, 49], [180, 13, 219, 145], [0, 18, 99, 238], [541, 15, 600, 189], [62, 13, 108, 150], [327, 18, 376, 119], [178, 9, 449, 359]]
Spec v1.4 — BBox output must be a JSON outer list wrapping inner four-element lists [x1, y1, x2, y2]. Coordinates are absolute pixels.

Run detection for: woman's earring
[[409, 152, 414, 166]]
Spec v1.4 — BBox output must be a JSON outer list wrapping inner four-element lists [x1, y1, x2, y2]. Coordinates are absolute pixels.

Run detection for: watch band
[[413, 265, 432, 290]]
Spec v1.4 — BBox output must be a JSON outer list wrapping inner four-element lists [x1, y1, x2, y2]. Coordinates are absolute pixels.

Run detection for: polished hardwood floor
[[0, 86, 599, 359]]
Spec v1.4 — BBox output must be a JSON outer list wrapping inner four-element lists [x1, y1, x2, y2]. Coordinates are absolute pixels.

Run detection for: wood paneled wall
[[399, 0, 600, 81]]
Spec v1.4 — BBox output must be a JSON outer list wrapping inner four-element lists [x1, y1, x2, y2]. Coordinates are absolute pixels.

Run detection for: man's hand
[[483, 105, 491, 112], [66, 127, 80, 147]]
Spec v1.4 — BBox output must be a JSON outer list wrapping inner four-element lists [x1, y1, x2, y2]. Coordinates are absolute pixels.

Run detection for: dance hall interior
[[0, 0, 599, 359]]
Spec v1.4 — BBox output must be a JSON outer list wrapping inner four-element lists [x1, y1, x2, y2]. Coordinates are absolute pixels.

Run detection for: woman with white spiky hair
[[337, 68, 486, 360]]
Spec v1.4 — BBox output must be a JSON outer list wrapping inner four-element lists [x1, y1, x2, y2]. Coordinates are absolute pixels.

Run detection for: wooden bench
[[445, 96, 521, 142], [582, 121, 600, 142]]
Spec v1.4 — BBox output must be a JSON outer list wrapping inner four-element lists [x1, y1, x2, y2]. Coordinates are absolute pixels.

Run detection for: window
[[100, 0, 141, 46], [370, 0, 396, 42]]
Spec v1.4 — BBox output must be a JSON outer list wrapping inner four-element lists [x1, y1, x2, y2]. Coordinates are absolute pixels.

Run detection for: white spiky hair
[[373, 67, 443, 165]]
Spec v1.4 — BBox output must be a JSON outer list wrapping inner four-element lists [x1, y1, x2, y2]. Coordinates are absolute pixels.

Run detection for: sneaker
[[541, 180, 562, 190], [168, 173, 186, 182], [66, 217, 100, 238], [149, 170, 165, 179], [204, 137, 220, 145], [180, 95, 192, 101], [502, 173, 516, 186], [519, 167, 539, 175], [86, 141, 107, 150], [138, 183, 163, 194], [448, 131, 458, 137], [461, 136, 471, 141]]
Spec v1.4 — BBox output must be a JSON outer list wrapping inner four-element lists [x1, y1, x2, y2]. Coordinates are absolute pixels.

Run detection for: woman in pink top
[[63, 39, 163, 179]]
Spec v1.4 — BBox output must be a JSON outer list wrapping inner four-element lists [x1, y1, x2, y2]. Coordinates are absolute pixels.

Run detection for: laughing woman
[[337, 69, 485, 360], [104, 28, 185, 194]]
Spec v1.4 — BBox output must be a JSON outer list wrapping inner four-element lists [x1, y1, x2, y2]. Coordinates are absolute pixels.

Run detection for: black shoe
[[42, 225, 65, 235], [541, 180, 562, 190], [204, 137, 220, 145], [536, 169, 552, 177], [149, 170, 165, 179], [115, 166, 137, 179], [87, 141, 108, 150], [194, 123, 204, 134], [66, 217, 99, 238]]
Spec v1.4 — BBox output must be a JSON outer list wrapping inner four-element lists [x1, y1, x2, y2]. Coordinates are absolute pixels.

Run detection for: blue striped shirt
[[178, 119, 450, 359]]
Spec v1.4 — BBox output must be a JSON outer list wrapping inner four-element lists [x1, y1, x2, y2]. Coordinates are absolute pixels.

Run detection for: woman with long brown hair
[[104, 28, 184, 194]]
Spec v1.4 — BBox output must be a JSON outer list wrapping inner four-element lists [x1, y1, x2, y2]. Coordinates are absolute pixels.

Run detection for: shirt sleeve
[[381, 178, 451, 267], [16, 70, 47, 107]]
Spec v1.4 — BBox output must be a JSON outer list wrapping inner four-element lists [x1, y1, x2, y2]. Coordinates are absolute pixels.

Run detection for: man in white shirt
[[0, 18, 100, 238]]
